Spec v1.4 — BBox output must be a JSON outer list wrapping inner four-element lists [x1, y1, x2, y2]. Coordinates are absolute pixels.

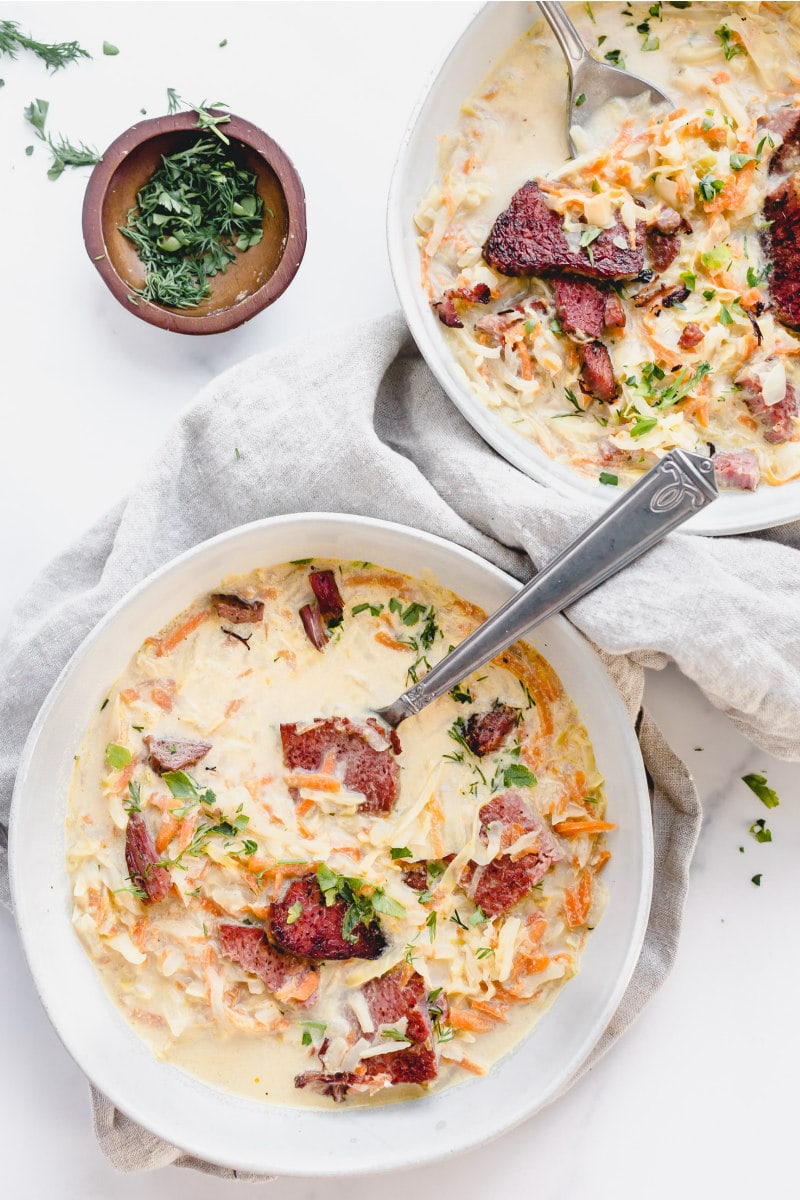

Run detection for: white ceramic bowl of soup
[[387, 0, 800, 536], [10, 512, 652, 1176]]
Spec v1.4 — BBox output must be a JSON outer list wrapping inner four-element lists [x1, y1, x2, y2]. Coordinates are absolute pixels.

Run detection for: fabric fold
[[1, 312, 797, 1174]]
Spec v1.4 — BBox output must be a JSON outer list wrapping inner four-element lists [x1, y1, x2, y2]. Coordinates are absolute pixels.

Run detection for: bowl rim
[[386, 0, 800, 537], [82, 110, 307, 335], [9, 511, 653, 1176]]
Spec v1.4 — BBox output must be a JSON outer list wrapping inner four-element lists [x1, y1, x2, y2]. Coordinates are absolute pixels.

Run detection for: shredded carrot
[[178, 811, 199, 853], [511, 951, 551, 980], [448, 1008, 496, 1033], [249, 860, 310, 878], [110, 761, 135, 795], [348, 572, 408, 591], [154, 609, 210, 657], [704, 162, 754, 215], [151, 688, 174, 713], [457, 1056, 488, 1076], [320, 750, 337, 774], [594, 850, 612, 873], [564, 870, 593, 929], [224, 698, 244, 719], [285, 772, 341, 792], [711, 70, 730, 85], [156, 816, 180, 854], [330, 846, 361, 860], [470, 998, 509, 1022], [119, 688, 139, 704], [296, 799, 315, 819], [374, 630, 409, 652], [284, 971, 319, 1004], [554, 819, 616, 837]]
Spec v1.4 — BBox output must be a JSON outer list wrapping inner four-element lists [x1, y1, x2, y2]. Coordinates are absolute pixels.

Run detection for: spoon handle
[[538, 0, 588, 83], [377, 450, 717, 727]]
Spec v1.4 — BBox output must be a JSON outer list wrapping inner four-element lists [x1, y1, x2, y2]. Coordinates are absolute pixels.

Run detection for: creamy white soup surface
[[416, 2, 800, 493], [66, 560, 611, 1107]]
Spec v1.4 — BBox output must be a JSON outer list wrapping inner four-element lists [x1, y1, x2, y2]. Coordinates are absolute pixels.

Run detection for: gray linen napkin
[[1, 312, 798, 1177]]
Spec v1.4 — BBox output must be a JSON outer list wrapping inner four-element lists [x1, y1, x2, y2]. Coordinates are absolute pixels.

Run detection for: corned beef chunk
[[145, 736, 212, 775], [762, 174, 800, 331], [125, 813, 171, 903], [460, 791, 562, 917], [483, 181, 644, 281], [280, 717, 401, 814], [462, 703, 518, 757], [269, 875, 386, 960], [712, 449, 761, 491], [579, 341, 618, 402], [219, 924, 317, 1001], [211, 594, 264, 623]]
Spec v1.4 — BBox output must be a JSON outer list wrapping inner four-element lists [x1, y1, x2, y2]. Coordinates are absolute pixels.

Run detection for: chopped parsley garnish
[[381, 1027, 410, 1043], [715, 23, 746, 61], [120, 119, 266, 307], [742, 773, 780, 809], [575, 92, 586, 108], [475, 946, 494, 960], [746, 263, 772, 288], [697, 174, 724, 203], [729, 152, 755, 172], [748, 818, 772, 844], [680, 270, 696, 291], [102, 41, 119, 56], [751, 874, 762, 887], [501, 763, 537, 789], [286, 900, 303, 924], [301, 1031, 312, 1046], [449, 909, 468, 929], [641, 34, 660, 51], [599, 471, 618, 486], [449, 684, 474, 704], [315, 864, 406, 941], [162, 770, 216, 805], [630, 417, 658, 439], [519, 679, 536, 709], [105, 743, 132, 770], [390, 847, 412, 860], [425, 911, 437, 942], [351, 602, 383, 617], [603, 48, 624, 67]]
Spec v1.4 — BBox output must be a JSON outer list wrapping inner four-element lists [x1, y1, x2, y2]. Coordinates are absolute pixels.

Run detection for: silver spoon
[[376, 449, 716, 729], [539, 0, 672, 157]]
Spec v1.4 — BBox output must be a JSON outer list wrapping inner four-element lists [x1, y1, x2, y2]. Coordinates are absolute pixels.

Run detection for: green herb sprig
[[24, 97, 101, 180], [120, 134, 265, 308], [0, 20, 89, 70]]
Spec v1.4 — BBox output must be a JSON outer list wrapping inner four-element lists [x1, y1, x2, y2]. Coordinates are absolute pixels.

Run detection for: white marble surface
[[1, 4, 798, 1197]]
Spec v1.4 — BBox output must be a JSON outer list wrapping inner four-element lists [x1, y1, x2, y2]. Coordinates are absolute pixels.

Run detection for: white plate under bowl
[[387, 0, 800, 537], [10, 513, 652, 1176]]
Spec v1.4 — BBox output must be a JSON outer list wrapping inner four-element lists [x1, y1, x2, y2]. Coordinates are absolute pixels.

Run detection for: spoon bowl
[[540, 1, 671, 156]]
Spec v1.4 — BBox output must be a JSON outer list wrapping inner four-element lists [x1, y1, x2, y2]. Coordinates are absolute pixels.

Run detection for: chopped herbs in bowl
[[82, 108, 306, 334]]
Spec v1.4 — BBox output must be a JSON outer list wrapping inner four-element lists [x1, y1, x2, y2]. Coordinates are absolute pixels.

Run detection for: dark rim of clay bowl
[[82, 111, 307, 335]]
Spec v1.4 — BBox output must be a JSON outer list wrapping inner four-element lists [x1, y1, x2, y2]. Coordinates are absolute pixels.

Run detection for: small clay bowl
[[82, 112, 307, 334]]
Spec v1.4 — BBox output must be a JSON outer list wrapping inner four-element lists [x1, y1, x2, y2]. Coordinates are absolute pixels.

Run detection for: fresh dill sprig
[[0, 20, 90, 70], [165, 88, 232, 144], [24, 97, 101, 180]]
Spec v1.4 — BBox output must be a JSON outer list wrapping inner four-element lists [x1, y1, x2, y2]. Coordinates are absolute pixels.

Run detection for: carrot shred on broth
[[374, 630, 409, 652], [553, 818, 616, 837], [564, 870, 593, 929], [448, 1008, 496, 1033], [154, 610, 210, 657], [285, 772, 341, 792]]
